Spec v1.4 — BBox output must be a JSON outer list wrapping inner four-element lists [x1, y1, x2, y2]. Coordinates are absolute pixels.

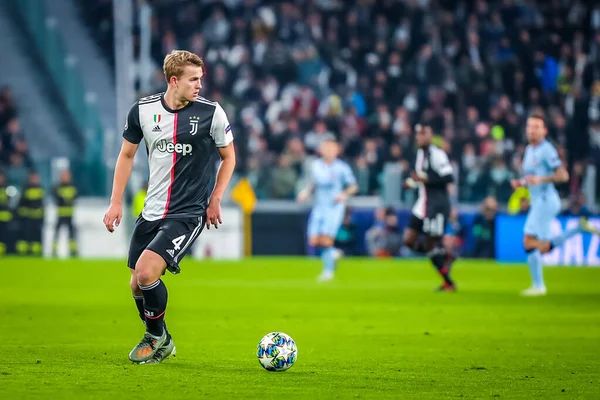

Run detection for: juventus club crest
[[189, 116, 200, 135]]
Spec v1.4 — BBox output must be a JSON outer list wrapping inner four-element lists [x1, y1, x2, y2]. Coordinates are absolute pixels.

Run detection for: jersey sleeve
[[210, 103, 233, 148], [122, 101, 143, 144], [431, 149, 453, 176], [544, 144, 562, 170]]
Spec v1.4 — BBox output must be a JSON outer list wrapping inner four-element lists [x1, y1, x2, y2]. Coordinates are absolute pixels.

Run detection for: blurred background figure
[[560, 192, 591, 217], [444, 208, 464, 257], [52, 169, 78, 257], [334, 208, 357, 258], [16, 171, 44, 257], [0, 170, 11, 256], [366, 207, 403, 258], [0, 0, 599, 261], [132, 182, 148, 220], [472, 197, 498, 259]]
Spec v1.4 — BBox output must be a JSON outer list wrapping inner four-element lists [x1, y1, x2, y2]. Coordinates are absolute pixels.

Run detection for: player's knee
[[135, 262, 160, 286], [523, 236, 537, 253], [320, 236, 334, 248], [130, 272, 142, 295], [403, 234, 415, 248]]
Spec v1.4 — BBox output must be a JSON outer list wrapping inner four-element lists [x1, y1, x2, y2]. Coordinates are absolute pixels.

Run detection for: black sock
[[134, 294, 171, 336], [428, 247, 454, 285], [140, 279, 168, 337], [133, 295, 146, 324]]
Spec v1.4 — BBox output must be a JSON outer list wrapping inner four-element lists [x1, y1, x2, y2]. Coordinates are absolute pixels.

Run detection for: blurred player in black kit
[[403, 124, 457, 292]]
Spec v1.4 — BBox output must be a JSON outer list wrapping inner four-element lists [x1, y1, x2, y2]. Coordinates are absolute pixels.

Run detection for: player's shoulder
[[194, 95, 218, 106], [138, 92, 163, 106], [334, 158, 352, 170], [191, 95, 227, 117], [136, 93, 164, 117], [429, 144, 449, 159], [542, 139, 558, 152], [192, 95, 222, 111], [428, 144, 444, 153]]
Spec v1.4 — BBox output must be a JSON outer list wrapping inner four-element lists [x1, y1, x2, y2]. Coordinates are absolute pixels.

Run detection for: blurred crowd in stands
[[0, 87, 34, 190], [75, 0, 600, 207]]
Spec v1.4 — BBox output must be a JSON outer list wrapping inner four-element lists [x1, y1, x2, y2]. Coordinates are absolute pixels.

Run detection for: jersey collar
[[161, 93, 194, 114]]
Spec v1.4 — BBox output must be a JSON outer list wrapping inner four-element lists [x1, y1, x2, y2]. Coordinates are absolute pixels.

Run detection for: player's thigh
[[307, 209, 323, 237], [320, 206, 345, 246], [128, 216, 162, 269], [423, 208, 448, 239], [524, 202, 557, 241], [537, 200, 561, 241], [146, 216, 205, 270], [136, 249, 168, 285]]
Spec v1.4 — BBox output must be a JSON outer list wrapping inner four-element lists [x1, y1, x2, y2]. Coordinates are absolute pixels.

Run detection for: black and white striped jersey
[[412, 145, 454, 219], [123, 92, 233, 221]]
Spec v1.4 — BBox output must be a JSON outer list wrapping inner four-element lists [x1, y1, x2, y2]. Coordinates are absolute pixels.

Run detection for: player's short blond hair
[[163, 50, 204, 82]]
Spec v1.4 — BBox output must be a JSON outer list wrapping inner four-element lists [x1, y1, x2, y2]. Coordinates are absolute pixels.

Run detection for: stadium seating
[[75, 0, 599, 204]]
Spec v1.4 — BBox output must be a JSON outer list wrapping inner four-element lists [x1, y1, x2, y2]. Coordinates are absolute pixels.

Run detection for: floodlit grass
[[1, 257, 599, 399]]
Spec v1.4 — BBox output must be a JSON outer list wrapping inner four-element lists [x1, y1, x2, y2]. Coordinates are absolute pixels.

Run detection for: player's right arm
[[296, 163, 315, 203], [103, 103, 142, 233]]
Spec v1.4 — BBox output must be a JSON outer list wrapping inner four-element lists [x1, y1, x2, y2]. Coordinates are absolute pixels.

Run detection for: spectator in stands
[[518, 197, 531, 215], [444, 208, 464, 257], [560, 192, 591, 217], [472, 196, 498, 259], [334, 208, 358, 257], [268, 155, 298, 199], [77, 0, 599, 207], [366, 207, 403, 258]]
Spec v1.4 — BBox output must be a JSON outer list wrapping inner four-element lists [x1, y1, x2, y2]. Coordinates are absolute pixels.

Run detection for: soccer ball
[[256, 332, 298, 372]]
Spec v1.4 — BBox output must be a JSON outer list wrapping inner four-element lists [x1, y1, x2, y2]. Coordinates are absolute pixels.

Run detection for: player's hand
[[524, 175, 543, 186], [103, 202, 122, 233], [334, 192, 348, 203], [296, 190, 310, 203], [411, 171, 428, 183], [206, 197, 222, 230], [404, 177, 418, 189]]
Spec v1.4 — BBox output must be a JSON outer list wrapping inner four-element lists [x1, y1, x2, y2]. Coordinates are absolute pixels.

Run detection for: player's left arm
[[525, 145, 569, 185], [336, 163, 358, 202], [207, 103, 236, 229], [212, 143, 236, 204]]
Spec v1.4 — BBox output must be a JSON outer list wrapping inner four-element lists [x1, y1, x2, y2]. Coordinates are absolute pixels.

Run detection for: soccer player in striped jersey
[[403, 123, 457, 292], [103, 50, 236, 363]]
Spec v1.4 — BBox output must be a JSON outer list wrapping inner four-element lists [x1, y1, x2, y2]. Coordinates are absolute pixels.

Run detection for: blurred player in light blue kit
[[511, 112, 599, 296], [297, 137, 358, 281]]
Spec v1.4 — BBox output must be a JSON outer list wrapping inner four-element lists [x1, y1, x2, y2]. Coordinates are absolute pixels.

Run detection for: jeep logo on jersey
[[157, 139, 192, 155], [189, 116, 200, 135]]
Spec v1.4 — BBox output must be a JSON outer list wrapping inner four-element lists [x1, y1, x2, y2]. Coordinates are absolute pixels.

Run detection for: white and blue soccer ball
[[256, 332, 297, 372]]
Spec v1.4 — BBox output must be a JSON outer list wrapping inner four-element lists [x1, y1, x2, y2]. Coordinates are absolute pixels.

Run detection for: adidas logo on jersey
[[152, 125, 162, 132], [166, 249, 175, 257]]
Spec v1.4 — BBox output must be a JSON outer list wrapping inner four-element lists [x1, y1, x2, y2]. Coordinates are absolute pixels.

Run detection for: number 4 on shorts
[[171, 234, 186, 251]]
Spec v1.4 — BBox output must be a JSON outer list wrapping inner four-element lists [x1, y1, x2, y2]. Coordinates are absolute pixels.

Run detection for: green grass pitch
[[1, 257, 599, 400]]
